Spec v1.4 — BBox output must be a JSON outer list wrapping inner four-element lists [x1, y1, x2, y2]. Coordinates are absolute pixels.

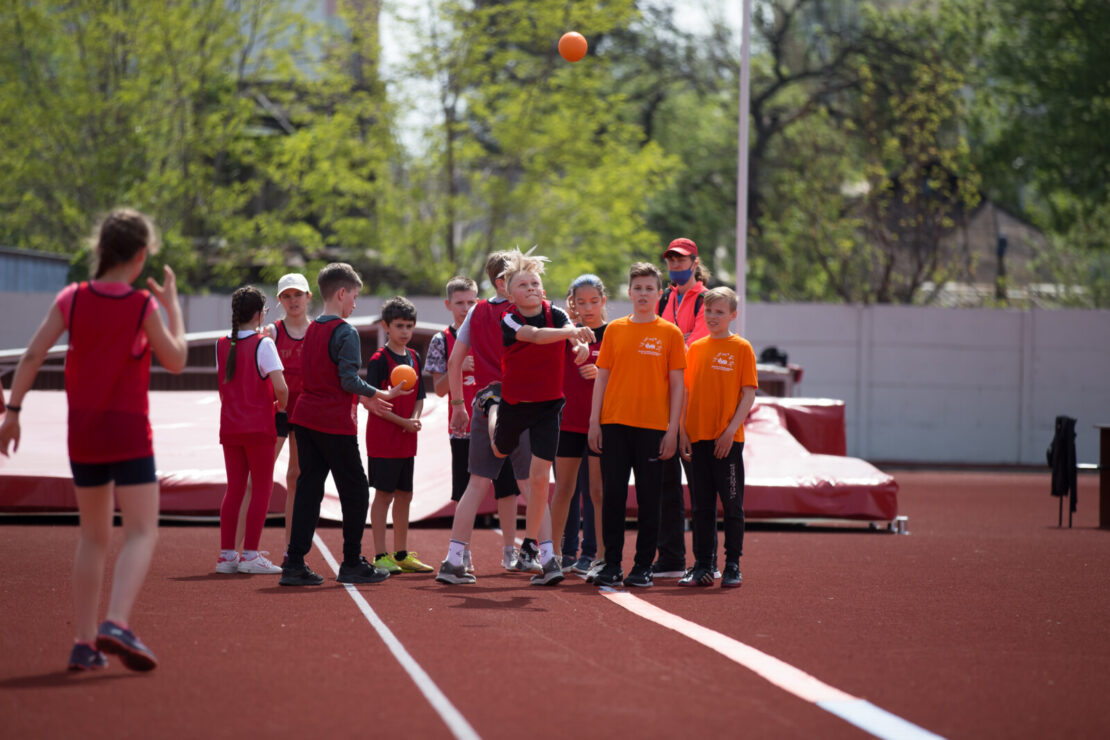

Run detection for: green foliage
[[392, 0, 676, 295], [972, 0, 1110, 233], [2, 0, 1107, 307]]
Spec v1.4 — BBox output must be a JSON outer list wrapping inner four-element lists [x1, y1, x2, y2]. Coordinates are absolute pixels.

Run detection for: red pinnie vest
[[365, 348, 421, 458], [501, 301, 565, 404], [290, 318, 358, 435], [468, 299, 512, 392], [217, 333, 277, 444], [273, 319, 305, 415], [560, 325, 604, 433], [64, 283, 154, 463], [444, 325, 477, 433]]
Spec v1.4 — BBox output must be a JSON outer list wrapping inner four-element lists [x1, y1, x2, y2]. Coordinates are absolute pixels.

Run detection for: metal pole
[[735, 0, 752, 336]]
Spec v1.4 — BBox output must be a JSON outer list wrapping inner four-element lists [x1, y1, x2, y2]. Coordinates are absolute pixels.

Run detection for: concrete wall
[[742, 304, 1110, 466], [2, 291, 1107, 465]]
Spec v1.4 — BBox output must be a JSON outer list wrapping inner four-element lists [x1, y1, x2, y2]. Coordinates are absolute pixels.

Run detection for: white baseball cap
[[276, 273, 311, 297]]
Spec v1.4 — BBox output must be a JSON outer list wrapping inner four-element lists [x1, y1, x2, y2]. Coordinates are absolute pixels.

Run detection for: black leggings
[[288, 425, 369, 567], [688, 441, 745, 564], [600, 424, 664, 570]]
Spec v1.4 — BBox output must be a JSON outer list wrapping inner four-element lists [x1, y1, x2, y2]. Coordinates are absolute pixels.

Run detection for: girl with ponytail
[[214, 287, 288, 575]]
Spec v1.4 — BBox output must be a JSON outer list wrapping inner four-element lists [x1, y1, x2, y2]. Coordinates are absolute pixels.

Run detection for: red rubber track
[[1, 470, 1107, 739]]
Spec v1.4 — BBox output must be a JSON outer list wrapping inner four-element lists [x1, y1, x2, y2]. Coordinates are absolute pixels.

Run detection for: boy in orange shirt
[[677, 287, 757, 588], [588, 263, 686, 588]]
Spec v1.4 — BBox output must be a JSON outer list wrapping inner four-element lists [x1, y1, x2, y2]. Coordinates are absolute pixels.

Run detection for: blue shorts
[[70, 456, 157, 488]]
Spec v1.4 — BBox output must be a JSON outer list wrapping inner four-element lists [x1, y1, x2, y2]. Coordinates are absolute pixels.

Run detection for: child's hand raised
[[573, 326, 596, 344], [146, 265, 178, 305]]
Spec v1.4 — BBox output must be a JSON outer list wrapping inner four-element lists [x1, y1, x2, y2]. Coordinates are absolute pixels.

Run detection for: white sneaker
[[501, 546, 517, 571], [214, 552, 240, 574], [238, 552, 282, 575]]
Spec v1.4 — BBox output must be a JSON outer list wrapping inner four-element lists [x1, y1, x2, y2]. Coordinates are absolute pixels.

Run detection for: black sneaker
[[651, 561, 686, 579], [721, 562, 742, 588], [67, 642, 108, 671], [678, 563, 714, 587], [475, 382, 502, 414], [280, 562, 325, 586], [337, 556, 391, 584], [95, 621, 158, 672], [624, 565, 653, 588], [594, 565, 624, 588]]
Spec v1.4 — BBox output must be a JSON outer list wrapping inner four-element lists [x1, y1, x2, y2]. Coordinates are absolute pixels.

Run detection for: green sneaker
[[373, 554, 402, 574], [394, 551, 435, 573]]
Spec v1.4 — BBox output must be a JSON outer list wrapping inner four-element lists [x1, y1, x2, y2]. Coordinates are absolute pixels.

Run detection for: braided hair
[[225, 286, 265, 383]]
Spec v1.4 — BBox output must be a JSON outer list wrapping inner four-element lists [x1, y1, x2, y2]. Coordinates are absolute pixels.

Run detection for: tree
[[393, 0, 677, 293], [0, 1, 319, 290], [972, 0, 1110, 233]]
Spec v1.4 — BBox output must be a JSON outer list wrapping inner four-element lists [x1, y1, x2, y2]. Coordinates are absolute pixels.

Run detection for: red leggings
[[220, 442, 276, 550]]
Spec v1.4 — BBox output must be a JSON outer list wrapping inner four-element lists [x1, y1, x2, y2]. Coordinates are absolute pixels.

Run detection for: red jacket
[[657, 282, 709, 346]]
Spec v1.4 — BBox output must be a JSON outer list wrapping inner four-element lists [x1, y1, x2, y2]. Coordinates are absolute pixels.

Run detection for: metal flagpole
[[735, 0, 752, 336]]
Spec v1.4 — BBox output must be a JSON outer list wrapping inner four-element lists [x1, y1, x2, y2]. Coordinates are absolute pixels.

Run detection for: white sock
[[447, 540, 467, 566], [539, 540, 555, 562], [242, 550, 258, 561], [221, 549, 237, 561]]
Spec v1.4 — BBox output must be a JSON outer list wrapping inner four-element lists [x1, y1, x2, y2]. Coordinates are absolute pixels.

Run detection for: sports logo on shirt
[[711, 351, 736, 371], [638, 336, 663, 356]]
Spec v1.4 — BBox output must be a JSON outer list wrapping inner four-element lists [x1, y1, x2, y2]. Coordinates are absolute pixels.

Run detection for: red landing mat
[[0, 391, 897, 522]]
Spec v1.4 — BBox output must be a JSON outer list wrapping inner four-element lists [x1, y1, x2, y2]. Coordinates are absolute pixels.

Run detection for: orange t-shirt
[[684, 334, 758, 443], [596, 316, 686, 431]]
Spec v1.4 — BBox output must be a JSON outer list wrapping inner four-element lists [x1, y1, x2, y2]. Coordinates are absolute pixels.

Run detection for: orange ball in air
[[390, 364, 418, 391], [558, 32, 588, 63]]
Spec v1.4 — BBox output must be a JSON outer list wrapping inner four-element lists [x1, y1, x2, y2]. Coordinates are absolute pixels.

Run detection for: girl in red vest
[[0, 209, 187, 672], [549, 274, 608, 574], [233, 273, 312, 556], [215, 287, 288, 575]]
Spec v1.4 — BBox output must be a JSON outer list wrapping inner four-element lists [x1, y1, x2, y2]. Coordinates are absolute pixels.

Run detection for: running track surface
[[1, 470, 1107, 739]]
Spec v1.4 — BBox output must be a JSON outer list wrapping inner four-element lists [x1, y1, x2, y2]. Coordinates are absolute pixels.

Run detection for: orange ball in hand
[[558, 32, 588, 63], [390, 364, 418, 391]]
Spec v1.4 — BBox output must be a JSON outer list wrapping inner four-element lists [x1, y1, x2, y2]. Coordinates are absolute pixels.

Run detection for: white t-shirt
[[234, 330, 284, 376]]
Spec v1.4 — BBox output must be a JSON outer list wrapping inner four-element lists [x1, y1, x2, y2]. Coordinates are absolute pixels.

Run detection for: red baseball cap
[[662, 237, 698, 259]]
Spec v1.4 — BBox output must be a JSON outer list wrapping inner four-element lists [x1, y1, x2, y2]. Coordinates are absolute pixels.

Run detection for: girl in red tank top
[[214, 287, 289, 577], [0, 209, 187, 672], [550, 275, 608, 571], [254, 273, 313, 552]]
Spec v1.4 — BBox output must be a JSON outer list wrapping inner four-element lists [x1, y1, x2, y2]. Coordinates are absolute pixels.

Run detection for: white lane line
[[494, 528, 942, 738], [601, 589, 944, 740], [312, 534, 481, 740]]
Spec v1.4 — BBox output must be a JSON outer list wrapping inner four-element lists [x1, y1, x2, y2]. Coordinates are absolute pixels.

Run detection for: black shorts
[[367, 456, 414, 494], [70, 456, 157, 488], [557, 430, 598, 459], [493, 398, 564, 462], [492, 458, 521, 499], [275, 411, 289, 438], [450, 437, 470, 502]]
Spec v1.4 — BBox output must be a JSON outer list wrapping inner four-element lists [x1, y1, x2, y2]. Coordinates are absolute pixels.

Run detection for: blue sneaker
[[95, 621, 157, 672], [67, 642, 108, 671]]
